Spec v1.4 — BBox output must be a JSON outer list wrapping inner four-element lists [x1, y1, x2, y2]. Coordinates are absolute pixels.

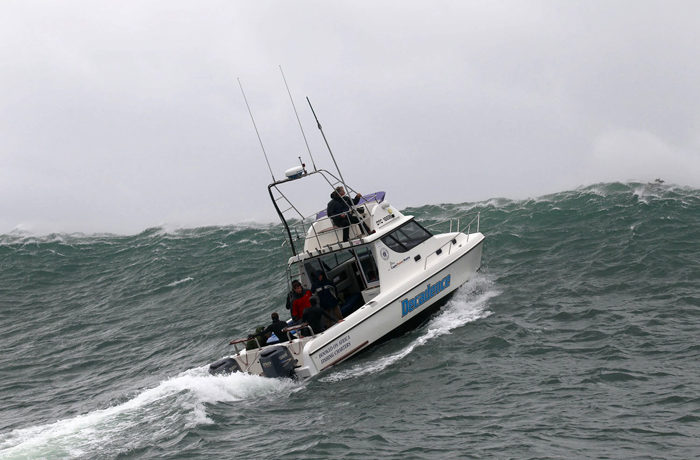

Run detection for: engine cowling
[[259, 346, 296, 379]]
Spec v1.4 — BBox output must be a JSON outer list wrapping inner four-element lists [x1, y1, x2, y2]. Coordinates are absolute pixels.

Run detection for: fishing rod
[[238, 77, 276, 182], [306, 97, 348, 192], [279, 66, 317, 172]]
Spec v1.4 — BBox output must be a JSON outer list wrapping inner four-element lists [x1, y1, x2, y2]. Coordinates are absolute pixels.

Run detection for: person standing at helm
[[327, 186, 370, 242]]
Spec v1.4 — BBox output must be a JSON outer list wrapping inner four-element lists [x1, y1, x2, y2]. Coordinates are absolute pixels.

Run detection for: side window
[[304, 250, 354, 280], [381, 221, 432, 253], [304, 259, 324, 279], [321, 250, 354, 271]]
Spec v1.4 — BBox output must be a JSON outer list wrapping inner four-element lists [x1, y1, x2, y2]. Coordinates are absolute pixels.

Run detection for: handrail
[[423, 211, 480, 236], [228, 336, 263, 368], [283, 324, 313, 354], [288, 200, 376, 252], [283, 323, 314, 338], [422, 212, 481, 270], [268, 169, 372, 256]]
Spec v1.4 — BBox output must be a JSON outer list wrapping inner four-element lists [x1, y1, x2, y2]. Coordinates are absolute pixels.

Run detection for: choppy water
[[1, 182, 699, 459]]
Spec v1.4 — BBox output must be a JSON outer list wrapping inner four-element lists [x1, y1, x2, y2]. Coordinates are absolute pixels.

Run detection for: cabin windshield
[[291, 245, 380, 318], [380, 220, 432, 253]]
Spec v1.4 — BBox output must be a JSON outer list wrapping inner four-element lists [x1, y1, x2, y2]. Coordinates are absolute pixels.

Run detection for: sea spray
[[321, 275, 497, 382], [0, 367, 297, 458]]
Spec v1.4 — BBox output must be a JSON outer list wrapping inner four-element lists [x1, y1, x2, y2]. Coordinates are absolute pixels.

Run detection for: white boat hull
[[223, 233, 484, 380], [299, 232, 484, 378]]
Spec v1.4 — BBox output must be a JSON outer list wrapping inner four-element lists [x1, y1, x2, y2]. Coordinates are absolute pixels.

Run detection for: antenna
[[306, 97, 348, 188], [279, 66, 317, 172], [238, 77, 275, 182]]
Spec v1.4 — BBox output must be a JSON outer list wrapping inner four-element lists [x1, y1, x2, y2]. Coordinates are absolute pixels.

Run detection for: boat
[[209, 89, 484, 380], [209, 164, 485, 380]]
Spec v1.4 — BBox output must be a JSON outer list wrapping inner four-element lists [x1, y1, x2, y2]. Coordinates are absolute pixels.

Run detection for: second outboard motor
[[259, 346, 296, 379], [208, 357, 241, 375]]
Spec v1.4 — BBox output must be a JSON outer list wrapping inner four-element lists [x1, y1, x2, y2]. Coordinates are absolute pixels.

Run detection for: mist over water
[[2, 182, 699, 459]]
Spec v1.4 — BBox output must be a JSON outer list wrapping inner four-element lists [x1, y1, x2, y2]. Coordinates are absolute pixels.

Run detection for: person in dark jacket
[[311, 271, 343, 326], [326, 186, 370, 242], [301, 296, 336, 336], [264, 312, 289, 343]]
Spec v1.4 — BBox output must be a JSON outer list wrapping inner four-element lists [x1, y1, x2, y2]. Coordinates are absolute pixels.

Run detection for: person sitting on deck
[[327, 186, 371, 242], [301, 296, 336, 337], [245, 326, 267, 350], [264, 312, 289, 343], [289, 280, 313, 324]]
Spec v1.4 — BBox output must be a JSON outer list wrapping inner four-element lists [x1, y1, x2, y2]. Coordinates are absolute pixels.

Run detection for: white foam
[[167, 276, 194, 287], [478, 197, 515, 209], [0, 366, 296, 458], [236, 238, 261, 245], [320, 276, 498, 382]]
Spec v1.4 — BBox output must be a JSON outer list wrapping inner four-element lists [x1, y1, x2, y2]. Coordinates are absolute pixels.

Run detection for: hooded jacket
[[327, 191, 361, 225]]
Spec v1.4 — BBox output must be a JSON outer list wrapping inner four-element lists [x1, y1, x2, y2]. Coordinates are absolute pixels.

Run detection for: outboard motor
[[259, 346, 296, 379], [208, 357, 241, 375]]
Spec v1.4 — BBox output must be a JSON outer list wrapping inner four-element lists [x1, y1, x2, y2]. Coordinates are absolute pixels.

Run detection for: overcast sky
[[1, 1, 699, 234]]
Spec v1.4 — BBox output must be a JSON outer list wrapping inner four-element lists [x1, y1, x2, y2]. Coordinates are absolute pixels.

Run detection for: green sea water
[[1, 181, 699, 459]]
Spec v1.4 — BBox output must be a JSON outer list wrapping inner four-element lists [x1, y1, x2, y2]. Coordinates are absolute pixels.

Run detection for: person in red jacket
[[289, 280, 312, 323]]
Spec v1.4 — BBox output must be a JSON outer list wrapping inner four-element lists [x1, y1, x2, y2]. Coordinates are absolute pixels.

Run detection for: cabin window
[[381, 221, 432, 253], [304, 258, 325, 279], [303, 249, 355, 282], [297, 244, 382, 317], [320, 250, 355, 272]]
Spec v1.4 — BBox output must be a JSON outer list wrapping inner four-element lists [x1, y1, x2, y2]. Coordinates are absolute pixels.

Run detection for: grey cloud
[[1, 1, 698, 233]]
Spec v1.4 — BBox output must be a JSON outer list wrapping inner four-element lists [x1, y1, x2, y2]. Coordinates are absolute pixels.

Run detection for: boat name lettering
[[318, 334, 352, 365], [401, 274, 451, 317]]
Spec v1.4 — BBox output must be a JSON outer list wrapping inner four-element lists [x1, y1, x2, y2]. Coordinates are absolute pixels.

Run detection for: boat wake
[[0, 367, 296, 459], [320, 275, 498, 382]]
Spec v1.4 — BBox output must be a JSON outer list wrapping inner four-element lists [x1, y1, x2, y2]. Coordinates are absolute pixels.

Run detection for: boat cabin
[[285, 204, 436, 319], [269, 168, 440, 320], [288, 243, 380, 317]]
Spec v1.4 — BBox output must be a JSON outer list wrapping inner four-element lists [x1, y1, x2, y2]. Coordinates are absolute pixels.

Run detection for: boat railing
[[228, 337, 262, 370], [288, 199, 376, 252], [424, 211, 480, 236], [229, 327, 313, 367], [422, 212, 480, 270], [269, 169, 382, 256], [283, 323, 314, 354]]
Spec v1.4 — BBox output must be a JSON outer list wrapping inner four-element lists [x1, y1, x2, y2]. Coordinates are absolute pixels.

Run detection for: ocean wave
[[0, 367, 297, 458], [3, 180, 700, 458]]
